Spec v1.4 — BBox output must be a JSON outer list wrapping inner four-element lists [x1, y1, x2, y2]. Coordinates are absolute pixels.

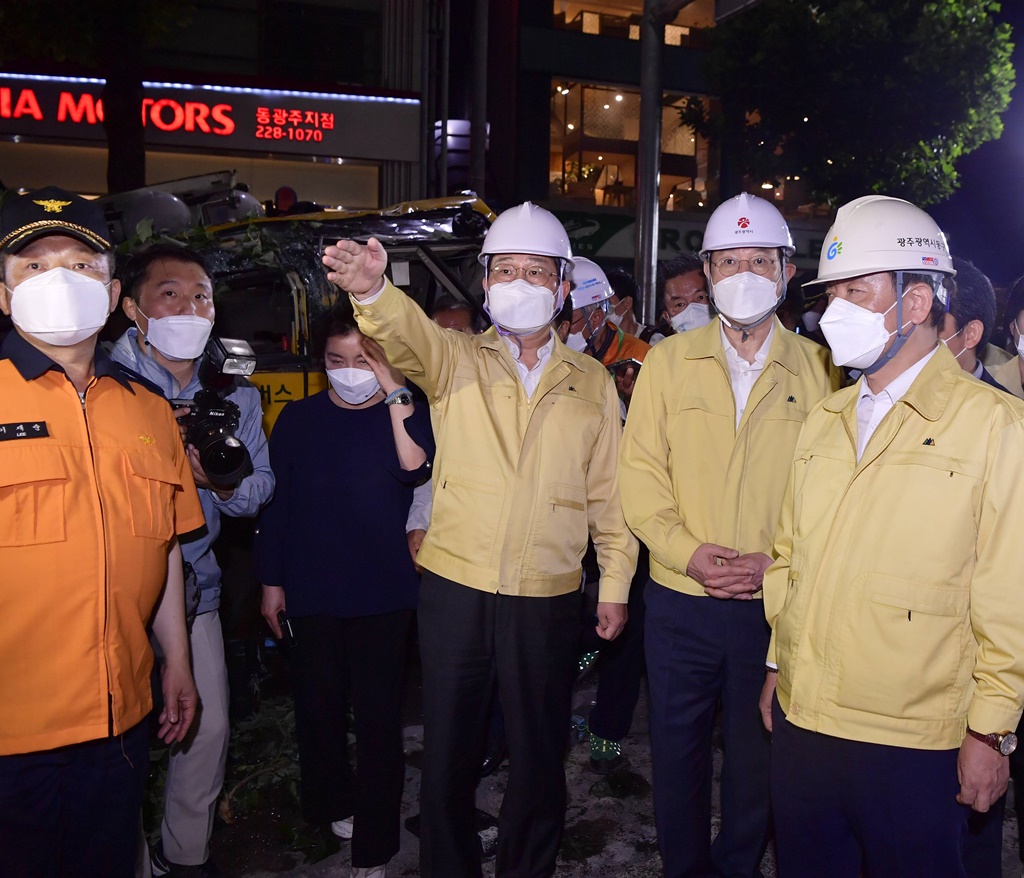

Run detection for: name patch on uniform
[[0, 421, 49, 440]]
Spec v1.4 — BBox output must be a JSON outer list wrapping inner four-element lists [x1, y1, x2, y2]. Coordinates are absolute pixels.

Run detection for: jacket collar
[[1, 329, 133, 391], [111, 328, 199, 398], [824, 342, 956, 422], [478, 325, 586, 373], [684, 315, 801, 375]]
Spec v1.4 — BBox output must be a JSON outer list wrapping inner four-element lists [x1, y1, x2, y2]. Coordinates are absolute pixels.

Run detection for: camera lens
[[199, 435, 251, 487]]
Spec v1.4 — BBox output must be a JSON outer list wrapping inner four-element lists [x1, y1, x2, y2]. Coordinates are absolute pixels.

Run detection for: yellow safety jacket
[[620, 318, 841, 597], [766, 346, 1024, 748], [352, 280, 637, 602]]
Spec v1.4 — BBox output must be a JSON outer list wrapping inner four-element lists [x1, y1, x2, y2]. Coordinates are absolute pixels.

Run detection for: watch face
[[1000, 733, 1018, 757], [387, 390, 413, 406]]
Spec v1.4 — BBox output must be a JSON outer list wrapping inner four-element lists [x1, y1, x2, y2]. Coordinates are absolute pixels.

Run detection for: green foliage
[[680, 0, 1015, 206], [0, 1, 195, 67]]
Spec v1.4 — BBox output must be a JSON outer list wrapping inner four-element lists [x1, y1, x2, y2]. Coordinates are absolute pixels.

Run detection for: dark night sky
[[929, 4, 1024, 286]]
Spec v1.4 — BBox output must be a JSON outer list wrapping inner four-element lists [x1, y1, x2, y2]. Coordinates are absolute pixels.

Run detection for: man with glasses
[[322, 201, 637, 878], [620, 194, 841, 878]]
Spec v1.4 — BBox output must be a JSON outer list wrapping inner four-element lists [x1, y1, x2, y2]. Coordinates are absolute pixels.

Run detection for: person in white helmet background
[[321, 202, 638, 878], [566, 257, 651, 410], [620, 192, 841, 878], [759, 195, 1024, 877]]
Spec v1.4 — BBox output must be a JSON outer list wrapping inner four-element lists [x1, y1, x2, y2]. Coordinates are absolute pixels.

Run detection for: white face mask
[[486, 278, 557, 334], [710, 272, 781, 324], [819, 296, 908, 370], [1015, 320, 1024, 358], [9, 267, 111, 347], [140, 310, 213, 361], [327, 367, 380, 405], [801, 310, 822, 333], [566, 331, 588, 352], [606, 304, 627, 328], [670, 302, 711, 333]]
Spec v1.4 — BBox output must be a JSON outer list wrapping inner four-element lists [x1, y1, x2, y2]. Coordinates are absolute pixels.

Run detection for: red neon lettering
[[184, 102, 211, 133], [13, 89, 43, 121], [150, 98, 185, 131], [0, 89, 10, 118], [57, 91, 100, 124], [210, 103, 234, 136]]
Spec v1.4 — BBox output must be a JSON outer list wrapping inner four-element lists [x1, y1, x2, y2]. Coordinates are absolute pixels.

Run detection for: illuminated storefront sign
[[0, 73, 420, 162]]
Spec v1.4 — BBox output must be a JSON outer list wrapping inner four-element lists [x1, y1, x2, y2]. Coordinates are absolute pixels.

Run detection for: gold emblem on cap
[[33, 199, 73, 213]]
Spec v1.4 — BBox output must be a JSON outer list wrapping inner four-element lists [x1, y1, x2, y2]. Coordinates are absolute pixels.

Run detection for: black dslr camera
[[171, 338, 258, 488]]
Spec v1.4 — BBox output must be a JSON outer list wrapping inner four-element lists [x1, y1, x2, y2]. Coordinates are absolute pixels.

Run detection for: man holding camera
[[112, 244, 274, 877]]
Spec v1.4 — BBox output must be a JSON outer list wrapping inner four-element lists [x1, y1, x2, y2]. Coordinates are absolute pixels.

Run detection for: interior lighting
[[803, 116, 809, 122], [567, 123, 575, 130], [761, 182, 774, 190], [603, 104, 610, 110], [615, 94, 623, 101]]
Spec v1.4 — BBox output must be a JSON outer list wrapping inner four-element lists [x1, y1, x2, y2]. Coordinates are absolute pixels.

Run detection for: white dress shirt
[[856, 346, 938, 461], [721, 322, 775, 428]]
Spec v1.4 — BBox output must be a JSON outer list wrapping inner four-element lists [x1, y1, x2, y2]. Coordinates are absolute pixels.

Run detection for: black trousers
[[0, 719, 149, 878], [290, 610, 413, 868], [584, 548, 648, 743], [418, 571, 580, 878], [771, 696, 968, 878]]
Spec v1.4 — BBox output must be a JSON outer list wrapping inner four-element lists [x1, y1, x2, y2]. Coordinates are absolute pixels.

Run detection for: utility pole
[[470, 0, 489, 198], [635, 0, 668, 325]]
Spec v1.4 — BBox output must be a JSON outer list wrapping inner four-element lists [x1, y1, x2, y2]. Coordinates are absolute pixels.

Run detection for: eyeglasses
[[488, 264, 559, 286], [709, 256, 779, 278]]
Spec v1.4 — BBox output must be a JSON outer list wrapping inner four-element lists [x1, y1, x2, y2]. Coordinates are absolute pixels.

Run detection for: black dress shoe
[[479, 743, 507, 778]]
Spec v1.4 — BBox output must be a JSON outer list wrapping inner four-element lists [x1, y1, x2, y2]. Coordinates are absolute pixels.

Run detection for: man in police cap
[[761, 195, 1024, 876], [322, 202, 637, 878], [621, 193, 840, 878], [0, 187, 205, 877]]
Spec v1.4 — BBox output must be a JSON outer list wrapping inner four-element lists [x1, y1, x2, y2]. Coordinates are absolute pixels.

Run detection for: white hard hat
[[478, 201, 574, 265], [699, 193, 795, 258], [807, 195, 954, 287], [569, 257, 614, 309]]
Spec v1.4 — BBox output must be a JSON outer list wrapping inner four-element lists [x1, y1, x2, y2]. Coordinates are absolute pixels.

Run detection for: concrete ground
[[220, 664, 1024, 878]]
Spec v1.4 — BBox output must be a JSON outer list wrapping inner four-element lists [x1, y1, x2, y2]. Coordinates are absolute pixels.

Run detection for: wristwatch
[[966, 727, 1018, 756], [384, 388, 413, 407]]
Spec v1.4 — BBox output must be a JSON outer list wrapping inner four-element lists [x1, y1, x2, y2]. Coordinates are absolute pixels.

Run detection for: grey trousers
[[162, 611, 230, 866]]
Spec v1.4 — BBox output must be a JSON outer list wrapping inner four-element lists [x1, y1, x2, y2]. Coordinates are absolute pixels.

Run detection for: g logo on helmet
[[826, 237, 843, 260]]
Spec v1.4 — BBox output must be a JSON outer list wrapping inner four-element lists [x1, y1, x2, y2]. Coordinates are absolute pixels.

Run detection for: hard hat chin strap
[[862, 270, 914, 376]]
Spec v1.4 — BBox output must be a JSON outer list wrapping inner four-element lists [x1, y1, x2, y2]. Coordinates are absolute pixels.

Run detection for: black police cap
[[0, 186, 111, 254]]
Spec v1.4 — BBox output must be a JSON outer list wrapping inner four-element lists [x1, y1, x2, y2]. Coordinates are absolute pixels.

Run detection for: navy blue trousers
[[0, 719, 150, 878], [962, 792, 1004, 878], [771, 696, 969, 878], [644, 580, 771, 878]]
